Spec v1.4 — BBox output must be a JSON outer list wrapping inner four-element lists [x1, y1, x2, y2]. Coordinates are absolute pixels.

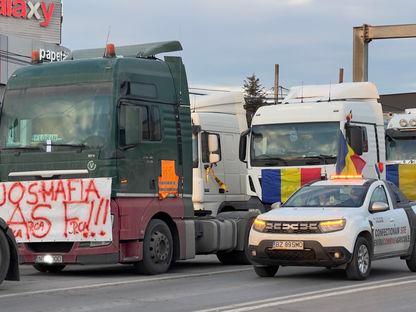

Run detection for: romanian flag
[[261, 168, 321, 204], [336, 132, 366, 175], [386, 164, 416, 201]]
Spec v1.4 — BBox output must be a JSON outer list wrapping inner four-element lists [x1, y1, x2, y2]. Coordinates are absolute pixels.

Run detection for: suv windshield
[[0, 82, 112, 151], [250, 122, 339, 167], [283, 185, 367, 208]]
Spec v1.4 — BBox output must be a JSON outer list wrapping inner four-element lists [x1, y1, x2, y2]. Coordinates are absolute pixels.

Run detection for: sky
[[62, 0, 416, 95]]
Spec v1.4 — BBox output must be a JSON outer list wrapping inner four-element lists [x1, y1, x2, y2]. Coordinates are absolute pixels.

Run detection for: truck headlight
[[252, 218, 267, 232], [319, 219, 346, 233]]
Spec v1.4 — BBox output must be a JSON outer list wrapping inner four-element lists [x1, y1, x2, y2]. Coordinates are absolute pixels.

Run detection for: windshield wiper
[[302, 154, 336, 164], [1, 146, 43, 151], [41, 143, 88, 150], [262, 157, 289, 166]]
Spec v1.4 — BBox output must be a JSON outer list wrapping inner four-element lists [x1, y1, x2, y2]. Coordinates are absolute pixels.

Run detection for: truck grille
[[26, 242, 74, 253], [265, 249, 316, 261], [264, 221, 320, 234]]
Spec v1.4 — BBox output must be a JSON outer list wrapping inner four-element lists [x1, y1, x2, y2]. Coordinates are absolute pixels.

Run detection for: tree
[[243, 74, 266, 125]]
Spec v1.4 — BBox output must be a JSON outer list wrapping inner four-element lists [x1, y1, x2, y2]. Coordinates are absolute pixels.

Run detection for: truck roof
[[191, 92, 247, 131], [283, 82, 379, 103]]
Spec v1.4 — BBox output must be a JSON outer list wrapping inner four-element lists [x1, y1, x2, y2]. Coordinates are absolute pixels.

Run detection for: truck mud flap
[[195, 219, 237, 254]]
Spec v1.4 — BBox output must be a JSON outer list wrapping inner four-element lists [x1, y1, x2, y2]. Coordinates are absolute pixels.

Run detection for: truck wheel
[[254, 265, 279, 277], [33, 264, 66, 273], [0, 230, 11, 284], [346, 236, 371, 280], [135, 219, 173, 275]]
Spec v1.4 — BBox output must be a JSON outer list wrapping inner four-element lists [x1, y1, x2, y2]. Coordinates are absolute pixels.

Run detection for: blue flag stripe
[[386, 164, 399, 188], [261, 169, 281, 204]]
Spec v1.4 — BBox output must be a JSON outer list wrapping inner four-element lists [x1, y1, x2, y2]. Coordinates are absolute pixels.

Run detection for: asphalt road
[[1, 255, 416, 312]]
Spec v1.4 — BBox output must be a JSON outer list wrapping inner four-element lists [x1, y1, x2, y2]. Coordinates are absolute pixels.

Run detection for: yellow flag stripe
[[281, 168, 301, 202], [341, 145, 359, 176], [399, 164, 416, 200]]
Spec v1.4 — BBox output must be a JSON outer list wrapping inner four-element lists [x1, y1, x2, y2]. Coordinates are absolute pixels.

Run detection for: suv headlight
[[318, 219, 346, 233], [252, 218, 267, 232]]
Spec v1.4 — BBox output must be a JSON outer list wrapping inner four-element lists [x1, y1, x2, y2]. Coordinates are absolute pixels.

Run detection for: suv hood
[[259, 207, 362, 222]]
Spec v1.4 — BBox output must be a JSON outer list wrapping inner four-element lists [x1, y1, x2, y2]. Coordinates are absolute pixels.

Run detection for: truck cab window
[[151, 107, 162, 141]]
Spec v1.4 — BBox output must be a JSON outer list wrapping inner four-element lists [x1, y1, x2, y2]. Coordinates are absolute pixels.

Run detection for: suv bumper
[[248, 240, 352, 267]]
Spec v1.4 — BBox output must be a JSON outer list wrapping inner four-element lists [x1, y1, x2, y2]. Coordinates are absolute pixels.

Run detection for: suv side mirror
[[271, 202, 281, 209], [369, 201, 389, 213], [346, 125, 364, 155], [239, 129, 249, 163]]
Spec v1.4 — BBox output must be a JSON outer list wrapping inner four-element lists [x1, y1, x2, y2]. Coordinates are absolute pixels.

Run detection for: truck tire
[[0, 230, 11, 284], [33, 264, 66, 273], [253, 265, 279, 277], [346, 236, 371, 280], [135, 219, 173, 275]]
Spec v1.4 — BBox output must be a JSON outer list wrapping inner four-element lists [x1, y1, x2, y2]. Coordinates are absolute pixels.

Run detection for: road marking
[[196, 275, 416, 312], [0, 267, 251, 299]]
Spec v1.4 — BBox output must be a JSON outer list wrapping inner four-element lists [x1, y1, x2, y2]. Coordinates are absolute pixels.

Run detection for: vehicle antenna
[[328, 81, 332, 102], [301, 81, 304, 103], [104, 26, 111, 56]]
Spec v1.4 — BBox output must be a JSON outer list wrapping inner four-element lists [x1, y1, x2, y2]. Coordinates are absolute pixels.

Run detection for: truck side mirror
[[239, 129, 249, 163], [208, 134, 219, 153], [369, 201, 389, 213], [346, 125, 364, 155], [209, 153, 220, 164]]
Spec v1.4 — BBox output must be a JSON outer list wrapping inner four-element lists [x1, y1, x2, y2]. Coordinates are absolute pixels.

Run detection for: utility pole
[[274, 64, 279, 104], [353, 23, 416, 82], [339, 68, 344, 83]]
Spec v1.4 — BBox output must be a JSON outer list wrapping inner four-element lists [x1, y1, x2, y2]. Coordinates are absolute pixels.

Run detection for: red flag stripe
[[301, 168, 322, 185]]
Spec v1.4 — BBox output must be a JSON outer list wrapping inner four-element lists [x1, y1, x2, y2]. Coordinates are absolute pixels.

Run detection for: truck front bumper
[[248, 240, 352, 267], [18, 241, 124, 265]]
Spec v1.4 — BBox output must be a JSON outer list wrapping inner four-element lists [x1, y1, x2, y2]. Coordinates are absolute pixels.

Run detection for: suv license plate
[[272, 241, 304, 250]]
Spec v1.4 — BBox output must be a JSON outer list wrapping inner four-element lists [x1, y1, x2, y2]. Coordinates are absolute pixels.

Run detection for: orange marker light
[[105, 43, 116, 58], [330, 175, 363, 180], [377, 162, 384, 173], [31, 50, 41, 64]]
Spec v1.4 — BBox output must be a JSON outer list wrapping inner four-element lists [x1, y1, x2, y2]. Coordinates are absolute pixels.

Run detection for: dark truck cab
[[0, 41, 254, 274]]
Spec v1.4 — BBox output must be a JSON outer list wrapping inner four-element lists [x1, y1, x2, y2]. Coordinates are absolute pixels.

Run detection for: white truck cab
[[248, 177, 416, 280], [192, 92, 259, 215], [240, 82, 386, 210]]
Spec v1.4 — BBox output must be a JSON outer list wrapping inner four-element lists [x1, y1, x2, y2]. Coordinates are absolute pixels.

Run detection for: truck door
[[369, 185, 409, 256], [201, 131, 226, 213], [118, 101, 158, 195]]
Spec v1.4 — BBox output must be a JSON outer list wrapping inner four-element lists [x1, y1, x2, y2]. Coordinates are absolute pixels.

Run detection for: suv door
[[369, 185, 410, 256]]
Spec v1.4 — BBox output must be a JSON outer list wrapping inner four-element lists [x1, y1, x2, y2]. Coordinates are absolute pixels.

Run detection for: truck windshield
[[250, 122, 339, 166], [0, 82, 112, 151], [283, 185, 367, 208], [386, 136, 416, 161]]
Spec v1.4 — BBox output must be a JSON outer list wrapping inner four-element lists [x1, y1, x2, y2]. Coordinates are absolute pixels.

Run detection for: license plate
[[272, 240, 304, 250], [35, 255, 63, 264]]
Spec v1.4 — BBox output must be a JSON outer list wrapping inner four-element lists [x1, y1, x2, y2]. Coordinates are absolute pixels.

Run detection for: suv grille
[[26, 242, 74, 253], [265, 249, 316, 261], [264, 221, 320, 234]]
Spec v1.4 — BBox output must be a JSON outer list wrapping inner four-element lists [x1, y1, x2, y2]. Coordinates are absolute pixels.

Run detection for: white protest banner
[[0, 178, 112, 243]]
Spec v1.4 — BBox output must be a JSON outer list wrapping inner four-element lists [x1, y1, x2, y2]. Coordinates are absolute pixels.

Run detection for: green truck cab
[[0, 41, 255, 274]]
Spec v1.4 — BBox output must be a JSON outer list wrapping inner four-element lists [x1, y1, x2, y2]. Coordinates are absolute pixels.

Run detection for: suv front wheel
[[346, 236, 371, 280]]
